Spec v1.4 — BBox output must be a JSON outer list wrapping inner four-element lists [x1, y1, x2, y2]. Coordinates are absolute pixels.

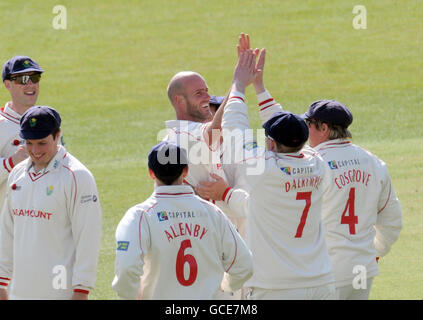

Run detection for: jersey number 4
[[340, 187, 358, 234], [176, 239, 198, 286]]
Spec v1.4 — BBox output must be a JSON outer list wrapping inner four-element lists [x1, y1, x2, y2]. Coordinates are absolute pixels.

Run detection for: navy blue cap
[[209, 95, 225, 106], [2, 56, 44, 81], [302, 100, 353, 128], [148, 141, 188, 180], [20, 106, 61, 140], [263, 112, 309, 148]]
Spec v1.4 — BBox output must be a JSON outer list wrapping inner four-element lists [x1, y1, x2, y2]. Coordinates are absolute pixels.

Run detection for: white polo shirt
[[0, 103, 24, 212], [222, 91, 334, 290], [315, 139, 402, 287], [112, 185, 253, 299], [0, 145, 102, 299]]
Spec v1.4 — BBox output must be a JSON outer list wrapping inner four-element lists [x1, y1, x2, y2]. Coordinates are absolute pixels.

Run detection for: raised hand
[[236, 33, 266, 93], [232, 49, 258, 93]]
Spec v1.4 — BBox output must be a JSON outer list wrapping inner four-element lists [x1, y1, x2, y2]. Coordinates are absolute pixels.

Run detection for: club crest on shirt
[[46, 185, 54, 196], [280, 167, 291, 175], [157, 211, 169, 221], [328, 160, 339, 170]]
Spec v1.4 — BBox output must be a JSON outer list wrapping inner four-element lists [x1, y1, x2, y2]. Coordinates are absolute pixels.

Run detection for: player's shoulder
[[196, 196, 228, 222], [8, 158, 29, 179], [119, 198, 158, 229], [59, 151, 95, 181], [302, 145, 323, 160]]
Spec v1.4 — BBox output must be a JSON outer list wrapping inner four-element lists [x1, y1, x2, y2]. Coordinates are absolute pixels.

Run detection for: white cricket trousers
[[245, 283, 336, 300], [336, 278, 374, 300]]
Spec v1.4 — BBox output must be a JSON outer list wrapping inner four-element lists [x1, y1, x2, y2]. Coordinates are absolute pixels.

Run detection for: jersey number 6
[[176, 239, 198, 286]]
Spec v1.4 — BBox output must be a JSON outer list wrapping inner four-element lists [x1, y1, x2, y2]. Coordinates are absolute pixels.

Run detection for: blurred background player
[[209, 95, 225, 115], [0, 106, 102, 300], [0, 56, 43, 211], [112, 141, 252, 299], [302, 100, 402, 299]]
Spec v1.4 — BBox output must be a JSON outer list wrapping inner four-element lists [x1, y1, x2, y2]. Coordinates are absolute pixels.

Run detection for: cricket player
[[112, 141, 253, 300], [0, 106, 102, 300], [164, 72, 247, 238], [218, 48, 335, 300], [302, 100, 402, 299], [0, 56, 43, 212]]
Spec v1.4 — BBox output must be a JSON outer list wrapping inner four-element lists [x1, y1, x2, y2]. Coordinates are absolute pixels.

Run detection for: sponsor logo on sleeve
[[117, 241, 130, 251], [81, 195, 98, 204]]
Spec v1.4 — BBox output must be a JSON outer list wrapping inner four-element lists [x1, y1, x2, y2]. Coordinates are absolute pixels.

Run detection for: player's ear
[[148, 169, 156, 181], [3, 80, 11, 90], [321, 123, 329, 132], [182, 166, 189, 179]]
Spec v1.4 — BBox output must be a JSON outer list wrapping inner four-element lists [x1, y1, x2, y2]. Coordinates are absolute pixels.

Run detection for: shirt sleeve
[[66, 168, 102, 294], [0, 178, 14, 289], [0, 156, 14, 186], [219, 214, 253, 292], [257, 90, 284, 125], [112, 208, 150, 300], [374, 164, 402, 257]]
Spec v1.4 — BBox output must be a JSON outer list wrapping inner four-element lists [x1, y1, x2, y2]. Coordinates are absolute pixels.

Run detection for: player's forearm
[[0, 288, 8, 300], [257, 90, 284, 124], [0, 156, 14, 182], [112, 272, 140, 300]]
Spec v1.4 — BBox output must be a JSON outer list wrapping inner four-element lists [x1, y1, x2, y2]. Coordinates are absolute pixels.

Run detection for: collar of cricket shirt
[[313, 138, 351, 152], [26, 145, 68, 175], [1, 101, 22, 123], [154, 184, 195, 197]]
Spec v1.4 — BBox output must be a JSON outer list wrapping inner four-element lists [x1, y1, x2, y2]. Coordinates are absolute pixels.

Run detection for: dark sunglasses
[[10, 73, 41, 85]]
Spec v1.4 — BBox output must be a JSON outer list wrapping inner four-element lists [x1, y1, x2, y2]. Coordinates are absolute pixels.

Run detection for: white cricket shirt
[[315, 139, 402, 287], [0, 146, 102, 299], [112, 185, 253, 299], [164, 120, 246, 237], [0, 103, 24, 212], [222, 91, 334, 290]]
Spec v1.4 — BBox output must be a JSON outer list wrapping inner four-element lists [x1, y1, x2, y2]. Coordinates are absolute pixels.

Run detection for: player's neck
[[9, 101, 32, 116]]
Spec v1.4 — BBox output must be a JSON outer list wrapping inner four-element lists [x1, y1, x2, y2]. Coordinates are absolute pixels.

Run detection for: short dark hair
[[153, 167, 187, 185], [274, 140, 305, 153], [148, 142, 188, 185]]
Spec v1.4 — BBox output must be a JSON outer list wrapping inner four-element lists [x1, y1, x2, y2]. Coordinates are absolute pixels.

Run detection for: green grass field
[[0, 0, 422, 300]]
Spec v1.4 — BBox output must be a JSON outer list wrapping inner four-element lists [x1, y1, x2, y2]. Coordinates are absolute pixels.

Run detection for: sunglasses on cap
[[305, 118, 318, 126], [9, 73, 41, 85]]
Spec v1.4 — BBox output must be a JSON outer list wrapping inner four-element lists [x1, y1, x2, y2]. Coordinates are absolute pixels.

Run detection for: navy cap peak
[[303, 99, 353, 128]]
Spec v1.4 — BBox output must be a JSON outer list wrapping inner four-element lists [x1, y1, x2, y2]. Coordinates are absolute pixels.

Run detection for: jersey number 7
[[295, 192, 312, 238]]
